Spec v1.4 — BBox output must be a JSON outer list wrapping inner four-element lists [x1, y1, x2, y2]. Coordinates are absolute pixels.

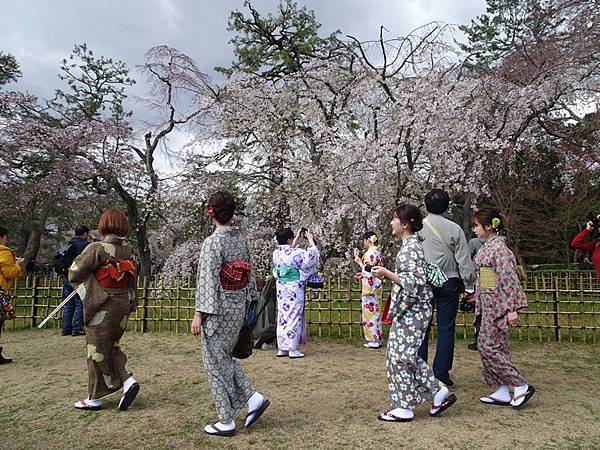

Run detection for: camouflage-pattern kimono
[[474, 235, 528, 387], [195, 226, 258, 423], [387, 235, 442, 409], [69, 237, 137, 400]]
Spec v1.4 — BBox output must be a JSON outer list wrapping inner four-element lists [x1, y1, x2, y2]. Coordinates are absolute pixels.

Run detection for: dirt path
[[1, 330, 598, 449]]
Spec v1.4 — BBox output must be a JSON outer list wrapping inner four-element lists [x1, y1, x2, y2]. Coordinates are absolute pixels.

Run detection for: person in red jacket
[[570, 215, 600, 281]]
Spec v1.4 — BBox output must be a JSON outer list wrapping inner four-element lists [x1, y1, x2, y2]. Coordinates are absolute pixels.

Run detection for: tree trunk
[[22, 200, 52, 271]]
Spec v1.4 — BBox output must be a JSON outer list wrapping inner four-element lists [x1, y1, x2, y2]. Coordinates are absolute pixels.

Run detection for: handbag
[[381, 294, 393, 325], [0, 287, 16, 321], [232, 323, 253, 359], [424, 259, 449, 288], [232, 302, 256, 359], [306, 273, 324, 289]]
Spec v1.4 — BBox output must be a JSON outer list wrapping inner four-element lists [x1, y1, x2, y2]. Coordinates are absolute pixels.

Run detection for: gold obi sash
[[479, 267, 497, 289]]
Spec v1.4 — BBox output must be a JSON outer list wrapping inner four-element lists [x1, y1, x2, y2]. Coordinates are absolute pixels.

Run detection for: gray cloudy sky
[[1, 0, 487, 167], [2, 0, 487, 98]]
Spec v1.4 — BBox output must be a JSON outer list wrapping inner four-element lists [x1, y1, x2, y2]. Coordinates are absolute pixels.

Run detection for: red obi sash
[[220, 259, 252, 291], [95, 259, 137, 289]]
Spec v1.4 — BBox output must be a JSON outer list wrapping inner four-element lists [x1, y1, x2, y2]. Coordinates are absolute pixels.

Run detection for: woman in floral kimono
[[191, 191, 270, 437], [354, 231, 383, 348], [372, 203, 456, 422], [472, 208, 535, 409], [272, 227, 320, 359], [68, 209, 139, 411]]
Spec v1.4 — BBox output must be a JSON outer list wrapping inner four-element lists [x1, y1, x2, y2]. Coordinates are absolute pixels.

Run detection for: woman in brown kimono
[[68, 209, 139, 411], [472, 208, 534, 409], [191, 191, 270, 437]]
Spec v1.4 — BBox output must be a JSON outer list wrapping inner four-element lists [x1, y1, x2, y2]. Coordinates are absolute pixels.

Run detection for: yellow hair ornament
[[369, 234, 378, 244], [491, 217, 501, 229]]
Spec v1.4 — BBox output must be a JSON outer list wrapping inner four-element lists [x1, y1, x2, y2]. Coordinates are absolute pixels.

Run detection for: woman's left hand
[[507, 311, 519, 327], [191, 312, 203, 336], [371, 265, 387, 278]]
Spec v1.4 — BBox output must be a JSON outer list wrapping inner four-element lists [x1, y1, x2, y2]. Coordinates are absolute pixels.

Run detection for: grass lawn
[[1, 329, 599, 449]]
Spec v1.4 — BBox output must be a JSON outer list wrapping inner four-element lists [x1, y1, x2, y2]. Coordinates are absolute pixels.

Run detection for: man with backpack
[[55, 225, 90, 336]]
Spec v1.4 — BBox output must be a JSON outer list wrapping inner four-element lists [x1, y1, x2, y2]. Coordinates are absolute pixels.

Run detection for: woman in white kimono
[[272, 228, 320, 359]]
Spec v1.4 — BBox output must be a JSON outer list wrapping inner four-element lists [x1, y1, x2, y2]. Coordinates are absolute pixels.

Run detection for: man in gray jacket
[[417, 189, 476, 386]]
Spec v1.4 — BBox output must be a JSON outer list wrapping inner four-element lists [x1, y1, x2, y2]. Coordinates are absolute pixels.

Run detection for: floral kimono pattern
[[387, 235, 442, 409], [475, 235, 528, 387], [69, 238, 137, 400], [272, 244, 320, 351], [360, 246, 383, 344], [195, 226, 258, 423]]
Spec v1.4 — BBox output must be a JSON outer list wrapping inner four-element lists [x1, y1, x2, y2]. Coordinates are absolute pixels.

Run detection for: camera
[[300, 227, 308, 236], [586, 213, 600, 230], [363, 264, 372, 273]]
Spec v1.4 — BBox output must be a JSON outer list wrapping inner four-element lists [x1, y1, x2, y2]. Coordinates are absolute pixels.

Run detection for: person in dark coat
[[60, 225, 91, 336]]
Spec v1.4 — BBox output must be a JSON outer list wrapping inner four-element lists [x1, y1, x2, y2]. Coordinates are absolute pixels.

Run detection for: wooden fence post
[[31, 276, 38, 328], [552, 277, 560, 342], [141, 277, 149, 333]]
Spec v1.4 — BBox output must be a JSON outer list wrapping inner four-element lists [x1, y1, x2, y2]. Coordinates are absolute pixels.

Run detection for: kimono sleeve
[[299, 245, 320, 272], [494, 244, 528, 315], [392, 243, 427, 312], [195, 238, 223, 314], [69, 244, 103, 284], [243, 240, 259, 307], [0, 249, 22, 282]]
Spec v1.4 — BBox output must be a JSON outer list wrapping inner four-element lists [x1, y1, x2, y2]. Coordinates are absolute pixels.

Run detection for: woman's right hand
[[191, 312, 203, 336], [371, 265, 388, 279], [16, 257, 25, 267]]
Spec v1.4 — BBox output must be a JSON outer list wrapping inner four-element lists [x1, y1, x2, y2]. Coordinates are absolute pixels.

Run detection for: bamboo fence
[[4, 270, 600, 343]]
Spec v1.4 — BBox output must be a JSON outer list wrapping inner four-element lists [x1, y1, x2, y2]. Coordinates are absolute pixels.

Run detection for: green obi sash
[[272, 266, 301, 282]]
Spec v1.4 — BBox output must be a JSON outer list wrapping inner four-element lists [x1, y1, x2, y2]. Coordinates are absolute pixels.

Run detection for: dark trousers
[[61, 275, 83, 334], [417, 277, 461, 382], [473, 313, 482, 342]]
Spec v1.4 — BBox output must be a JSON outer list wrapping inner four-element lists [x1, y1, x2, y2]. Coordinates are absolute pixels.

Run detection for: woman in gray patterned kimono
[[68, 208, 140, 411], [372, 203, 457, 422], [191, 191, 270, 437]]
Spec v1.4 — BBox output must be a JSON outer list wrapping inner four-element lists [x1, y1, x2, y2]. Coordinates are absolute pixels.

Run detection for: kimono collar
[[485, 234, 504, 245], [213, 225, 238, 235], [102, 235, 125, 245]]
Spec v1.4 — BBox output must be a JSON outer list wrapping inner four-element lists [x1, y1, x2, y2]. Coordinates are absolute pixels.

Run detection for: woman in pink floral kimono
[[472, 208, 535, 409]]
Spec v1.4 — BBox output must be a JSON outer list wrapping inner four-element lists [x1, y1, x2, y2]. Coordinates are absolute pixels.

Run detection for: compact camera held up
[[586, 213, 600, 230]]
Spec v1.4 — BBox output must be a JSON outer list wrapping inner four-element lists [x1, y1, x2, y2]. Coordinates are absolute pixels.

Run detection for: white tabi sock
[[481, 384, 511, 403], [247, 391, 264, 413], [433, 386, 449, 406], [204, 420, 235, 433], [123, 376, 137, 393], [75, 397, 102, 407], [385, 407, 414, 420], [511, 384, 529, 407]]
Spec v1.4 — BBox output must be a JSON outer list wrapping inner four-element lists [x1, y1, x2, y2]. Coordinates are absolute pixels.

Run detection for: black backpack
[[53, 242, 76, 275]]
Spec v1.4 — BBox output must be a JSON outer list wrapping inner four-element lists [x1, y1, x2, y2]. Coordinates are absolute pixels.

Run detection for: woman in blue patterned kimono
[[372, 203, 457, 422], [272, 228, 320, 359], [191, 192, 270, 437]]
